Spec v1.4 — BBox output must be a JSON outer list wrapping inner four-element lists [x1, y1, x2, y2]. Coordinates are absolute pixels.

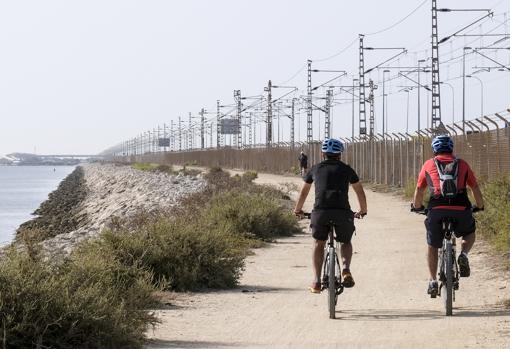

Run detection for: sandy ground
[[147, 171, 510, 349]]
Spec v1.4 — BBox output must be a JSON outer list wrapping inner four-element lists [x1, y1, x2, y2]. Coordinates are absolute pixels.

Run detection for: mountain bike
[[302, 212, 355, 319], [412, 206, 482, 316]]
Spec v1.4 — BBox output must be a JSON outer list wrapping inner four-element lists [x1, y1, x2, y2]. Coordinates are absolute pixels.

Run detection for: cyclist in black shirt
[[294, 139, 367, 293]]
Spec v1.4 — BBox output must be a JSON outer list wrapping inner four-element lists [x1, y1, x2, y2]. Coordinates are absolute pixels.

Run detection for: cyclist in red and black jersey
[[412, 135, 484, 296]]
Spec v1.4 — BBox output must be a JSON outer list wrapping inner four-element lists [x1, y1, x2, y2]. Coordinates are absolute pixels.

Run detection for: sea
[[0, 166, 76, 246]]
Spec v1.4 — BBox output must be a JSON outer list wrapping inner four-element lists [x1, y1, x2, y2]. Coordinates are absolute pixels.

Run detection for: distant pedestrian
[[298, 151, 308, 176]]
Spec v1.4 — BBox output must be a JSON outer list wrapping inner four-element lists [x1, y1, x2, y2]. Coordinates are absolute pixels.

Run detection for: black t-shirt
[[304, 159, 359, 210]]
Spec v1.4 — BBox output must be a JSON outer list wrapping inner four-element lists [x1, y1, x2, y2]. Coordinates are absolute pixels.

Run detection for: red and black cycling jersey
[[417, 153, 478, 210]]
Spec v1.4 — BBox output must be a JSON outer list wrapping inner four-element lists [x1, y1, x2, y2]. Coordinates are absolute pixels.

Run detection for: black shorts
[[425, 208, 476, 248], [310, 209, 355, 243]]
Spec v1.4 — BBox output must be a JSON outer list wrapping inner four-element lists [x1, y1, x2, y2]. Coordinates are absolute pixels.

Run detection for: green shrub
[[132, 163, 177, 175], [477, 175, 510, 252], [204, 190, 301, 241], [179, 165, 201, 177], [503, 298, 510, 309], [242, 170, 258, 182], [132, 162, 158, 171], [155, 164, 174, 174], [0, 244, 158, 349], [96, 214, 248, 291]]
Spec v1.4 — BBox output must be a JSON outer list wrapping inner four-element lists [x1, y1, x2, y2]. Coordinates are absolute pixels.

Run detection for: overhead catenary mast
[[358, 35, 367, 138], [431, 0, 442, 129]]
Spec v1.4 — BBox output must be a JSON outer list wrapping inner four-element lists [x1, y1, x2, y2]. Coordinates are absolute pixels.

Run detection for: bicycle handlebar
[[297, 211, 365, 219], [410, 204, 484, 215]]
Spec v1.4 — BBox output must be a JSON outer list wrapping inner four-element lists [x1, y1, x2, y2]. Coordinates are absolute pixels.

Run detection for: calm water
[[0, 166, 76, 245]]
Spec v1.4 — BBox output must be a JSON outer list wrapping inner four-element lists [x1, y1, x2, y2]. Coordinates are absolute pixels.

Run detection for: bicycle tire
[[445, 241, 453, 316], [328, 247, 336, 319]]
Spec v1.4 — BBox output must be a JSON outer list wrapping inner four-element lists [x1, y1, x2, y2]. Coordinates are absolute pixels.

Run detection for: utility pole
[[248, 112, 253, 147], [188, 112, 193, 150], [265, 80, 273, 147], [431, 0, 442, 129], [216, 100, 222, 149], [170, 120, 174, 151], [417, 59, 426, 131], [178, 116, 182, 151], [163, 124, 167, 152], [234, 90, 242, 149], [324, 89, 332, 139], [382, 70, 389, 134], [358, 35, 367, 138], [462, 47, 471, 133], [368, 79, 377, 137], [157, 125, 161, 153], [200, 108, 205, 149], [209, 122, 213, 148], [306, 60, 313, 145], [352, 78, 358, 139], [291, 98, 295, 149]]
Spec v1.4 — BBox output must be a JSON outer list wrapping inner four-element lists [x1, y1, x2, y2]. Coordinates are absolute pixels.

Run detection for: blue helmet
[[431, 135, 454, 154], [321, 138, 344, 154]]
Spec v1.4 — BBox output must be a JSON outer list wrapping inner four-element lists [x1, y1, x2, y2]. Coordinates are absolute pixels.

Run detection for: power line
[[365, 0, 428, 36]]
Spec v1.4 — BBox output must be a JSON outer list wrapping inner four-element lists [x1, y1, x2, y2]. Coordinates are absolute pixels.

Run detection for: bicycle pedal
[[453, 282, 459, 290]]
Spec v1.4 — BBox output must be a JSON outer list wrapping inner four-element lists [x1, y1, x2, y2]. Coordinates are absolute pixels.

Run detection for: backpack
[[433, 157, 459, 199]]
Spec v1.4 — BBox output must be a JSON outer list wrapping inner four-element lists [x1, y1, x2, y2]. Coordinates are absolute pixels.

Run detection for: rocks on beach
[[22, 163, 206, 257]]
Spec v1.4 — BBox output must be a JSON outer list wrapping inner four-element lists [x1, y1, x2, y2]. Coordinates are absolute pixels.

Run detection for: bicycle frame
[[438, 218, 460, 316], [321, 223, 344, 319]]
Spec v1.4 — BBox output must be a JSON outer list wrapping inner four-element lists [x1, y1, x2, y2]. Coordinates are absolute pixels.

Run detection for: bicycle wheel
[[328, 247, 336, 319], [444, 241, 453, 316]]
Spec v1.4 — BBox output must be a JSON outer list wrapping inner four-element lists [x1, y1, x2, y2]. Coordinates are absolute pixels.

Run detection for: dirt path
[[147, 172, 510, 349]]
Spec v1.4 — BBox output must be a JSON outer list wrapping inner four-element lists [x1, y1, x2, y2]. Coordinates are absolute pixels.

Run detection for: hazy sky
[[1, 0, 509, 155]]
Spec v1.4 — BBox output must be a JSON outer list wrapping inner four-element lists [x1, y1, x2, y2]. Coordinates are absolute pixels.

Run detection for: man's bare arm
[[470, 185, 484, 208], [351, 182, 367, 217], [413, 186, 426, 209], [294, 183, 312, 214]]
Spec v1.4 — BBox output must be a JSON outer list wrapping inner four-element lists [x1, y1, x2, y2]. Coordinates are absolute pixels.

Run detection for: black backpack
[[433, 157, 459, 199]]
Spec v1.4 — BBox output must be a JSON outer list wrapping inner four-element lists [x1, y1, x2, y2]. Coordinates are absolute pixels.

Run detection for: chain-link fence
[[122, 111, 510, 187]]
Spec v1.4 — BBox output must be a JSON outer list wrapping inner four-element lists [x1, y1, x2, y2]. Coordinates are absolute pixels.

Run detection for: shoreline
[[9, 163, 206, 257], [0, 165, 77, 246]]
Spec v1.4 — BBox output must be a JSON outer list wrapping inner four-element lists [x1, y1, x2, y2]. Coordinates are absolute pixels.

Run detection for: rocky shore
[[18, 163, 206, 257]]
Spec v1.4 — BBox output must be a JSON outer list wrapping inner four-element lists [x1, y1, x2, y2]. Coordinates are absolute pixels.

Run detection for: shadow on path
[[147, 339, 238, 348], [336, 308, 444, 321], [335, 304, 509, 321]]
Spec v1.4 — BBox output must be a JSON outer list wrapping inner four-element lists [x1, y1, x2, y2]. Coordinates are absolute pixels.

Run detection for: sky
[[0, 0, 509, 155]]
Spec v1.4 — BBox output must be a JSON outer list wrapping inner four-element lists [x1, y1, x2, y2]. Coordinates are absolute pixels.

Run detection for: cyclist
[[298, 151, 308, 176], [294, 138, 367, 293], [412, 135, 484, 297]]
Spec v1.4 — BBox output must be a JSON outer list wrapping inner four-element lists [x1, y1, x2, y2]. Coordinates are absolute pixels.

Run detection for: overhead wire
[[365, 0, 428, 36]]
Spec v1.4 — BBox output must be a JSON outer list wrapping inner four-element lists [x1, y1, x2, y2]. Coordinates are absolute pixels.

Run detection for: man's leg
[[458, 232, 475, 277], [340, 242, 353, 271], [312, 239, 326, 282], [461, 232, 475, 254], [340, 242, 355, 288], [427, 245, 439, 296], [427, 245, 439, 281]]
